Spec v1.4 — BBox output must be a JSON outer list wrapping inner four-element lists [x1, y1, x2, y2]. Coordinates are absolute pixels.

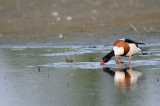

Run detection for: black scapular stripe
[[125, 39, 145, 45]]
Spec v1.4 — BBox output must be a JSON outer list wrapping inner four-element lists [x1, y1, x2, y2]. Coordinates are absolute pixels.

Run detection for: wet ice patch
[[131, 59, 160, 66], [40, 45, 111, 57], [39, 62, 101, 69], [38, 61, 115, 69], [29, 58, 160, 70], [41, 49, 93, 56]]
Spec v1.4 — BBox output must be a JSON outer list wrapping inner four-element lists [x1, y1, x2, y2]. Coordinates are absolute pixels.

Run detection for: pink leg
[[116, 56, 122, 63], [129, 56, 131, 64]]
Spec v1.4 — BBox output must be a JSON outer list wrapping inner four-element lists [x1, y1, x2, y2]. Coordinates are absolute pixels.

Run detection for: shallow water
[[0, 0, 160, 105], [0, 43, 160, 106]]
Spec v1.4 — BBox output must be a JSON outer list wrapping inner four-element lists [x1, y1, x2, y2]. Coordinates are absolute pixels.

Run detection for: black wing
[[125, 39, 145, 45]]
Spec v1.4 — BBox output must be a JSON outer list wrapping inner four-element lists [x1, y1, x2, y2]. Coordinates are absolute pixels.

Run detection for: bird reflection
[[103, 67, 142, 87]]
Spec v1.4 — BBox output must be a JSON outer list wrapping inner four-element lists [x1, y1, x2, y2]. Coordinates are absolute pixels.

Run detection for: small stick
[[143, 26, 160, 33], [129, 23, 140, 34], [38, 67, 40, 72], [142, 26, 152, 32]]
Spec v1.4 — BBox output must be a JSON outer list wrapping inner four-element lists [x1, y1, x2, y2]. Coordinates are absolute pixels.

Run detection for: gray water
[[0, 42, 160, 106], [0, 0, 160, 105]]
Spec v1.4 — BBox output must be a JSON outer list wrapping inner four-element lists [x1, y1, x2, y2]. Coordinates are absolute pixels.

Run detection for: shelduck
[[100, 38, 145, 65], [103, 67, 142, 87]]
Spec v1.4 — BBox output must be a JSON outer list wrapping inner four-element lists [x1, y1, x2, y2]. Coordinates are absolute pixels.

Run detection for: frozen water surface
[[0, 42, 160, 106], [0, 0, 160, 105]]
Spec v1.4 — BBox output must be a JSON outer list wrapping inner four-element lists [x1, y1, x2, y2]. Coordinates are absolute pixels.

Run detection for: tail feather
[[136, 42, 145, 45]]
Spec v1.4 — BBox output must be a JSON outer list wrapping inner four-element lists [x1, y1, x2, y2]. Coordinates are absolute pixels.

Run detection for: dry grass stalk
[[129, 23, 140, 34], [143, 26, 160, 33]]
